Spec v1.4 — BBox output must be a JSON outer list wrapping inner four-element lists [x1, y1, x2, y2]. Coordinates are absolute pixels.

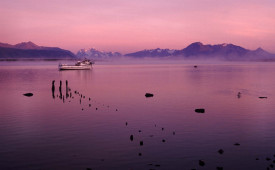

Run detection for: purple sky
[[1, 0, 275, 53]]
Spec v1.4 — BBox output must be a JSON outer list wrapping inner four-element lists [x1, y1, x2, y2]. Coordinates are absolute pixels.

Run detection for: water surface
[[1, 61, 275, 170]]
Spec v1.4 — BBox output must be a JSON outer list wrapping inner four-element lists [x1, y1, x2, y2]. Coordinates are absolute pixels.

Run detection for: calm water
[[1, 61, 275, 170]]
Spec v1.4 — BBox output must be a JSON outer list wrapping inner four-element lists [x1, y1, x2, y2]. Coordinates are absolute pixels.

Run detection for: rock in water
[[199, 160, 205, 166], [145, 93, 154, 98], [218, 149, 224, 154], [195, 108, 205, 113], [23, 93, 33, 97], [259, 97, 268, 99]]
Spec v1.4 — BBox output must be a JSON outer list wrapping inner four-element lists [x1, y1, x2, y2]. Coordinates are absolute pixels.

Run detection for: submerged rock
[[195, 108, 205, 113], [23, 93, 33, 97], [140, 141, 143, 146], [218, 149, 224, 154], [199, 160, 205, 166], [130, 135, 133, 141], [145, 93, 154, 98], [234, 143, 240, 146], [259, 97, 268, 99]]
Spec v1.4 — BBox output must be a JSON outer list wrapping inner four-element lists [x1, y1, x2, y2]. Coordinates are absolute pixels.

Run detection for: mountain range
[[0, 41, 75, 59], [76, 48, 122, 60], [0, 41, 274, 61], [125, 42, 275, 61]]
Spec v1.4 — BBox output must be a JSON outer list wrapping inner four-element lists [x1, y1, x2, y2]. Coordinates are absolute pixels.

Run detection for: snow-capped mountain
[[125, 42, 275, 61], [76, 48, 122, 60]]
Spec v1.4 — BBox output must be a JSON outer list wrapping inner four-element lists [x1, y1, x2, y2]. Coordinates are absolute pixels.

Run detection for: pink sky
[[1, 0, 275, 54]]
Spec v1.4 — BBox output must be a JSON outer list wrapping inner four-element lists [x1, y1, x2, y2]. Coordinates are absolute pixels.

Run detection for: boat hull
[[59, 65, 91, 70]]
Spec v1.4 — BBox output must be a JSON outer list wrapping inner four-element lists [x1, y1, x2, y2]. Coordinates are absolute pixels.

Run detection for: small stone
[[138, 130, 141, 132], [82, 108, 84, 111], [173, 131, 175, 135], [259, 97, 268, 99], [218, 149, 224, 154], [270, 164, 274, 168], [130, 135, 133, 141], [145, 93, 154, 98], [161, 128, 164, 131], [138, 153, 142, 156], [155, 164, 160, 167], [89, 98, 91, 101], [87, 168, 92, 170], [162, 139, 166, 142], [96, 108, 98, 110], [116, 109, 118, 111], [140, 141, 143, 146], [216, 167, 223, 170], [256, 158, 259, 160], [273, 160, 275, 163], [199, 160, 205, 166], [194, 65, 198, 68], [23, 93, 33, 97], [126, 122, 128, 126], [267, 158, 271, 161], [195, 108, 205, 113], [234, 143, 240, 146]]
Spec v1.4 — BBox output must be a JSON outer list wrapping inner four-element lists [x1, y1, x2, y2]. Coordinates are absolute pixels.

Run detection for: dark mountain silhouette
[[0, 41, 76, 59], [125, 42, 275, 61]]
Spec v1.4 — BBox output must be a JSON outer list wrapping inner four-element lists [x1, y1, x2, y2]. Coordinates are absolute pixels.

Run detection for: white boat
[[59, 59, 93, 70]]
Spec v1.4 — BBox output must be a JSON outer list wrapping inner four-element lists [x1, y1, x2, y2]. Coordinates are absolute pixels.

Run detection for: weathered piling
[[52, 80, 55, 99]]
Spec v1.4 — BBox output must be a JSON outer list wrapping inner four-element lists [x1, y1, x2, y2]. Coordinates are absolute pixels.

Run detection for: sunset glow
[[1, 0, 275, 53]]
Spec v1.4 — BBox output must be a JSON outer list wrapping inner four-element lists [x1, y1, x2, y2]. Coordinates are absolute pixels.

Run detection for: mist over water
[[1, 59, 275, 169]]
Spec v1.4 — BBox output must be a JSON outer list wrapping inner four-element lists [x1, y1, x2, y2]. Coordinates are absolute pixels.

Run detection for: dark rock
[[89, 104, 91, 107], [237, 92, 241, 98], [96, 108, 98, 110], [82, 108, 84, 111], [162, 139, 166, 142], [116, 109, 118, 111], [155, 164, 160, 167], [145, 93, 154, 98], [130, 135, 133, 141], [259, 97, 268, 99], [138, 153, 142, 156], [194, 65, 198, 68], [23, 93, 33, 97], [256, 158, 259, 160], [216, 167, 223, 170], [138, 130, 141, 132], [266, 157, 271, 161], [140, 141, 143, 146], [195, 108, 205, 113], [218, 149, 224, 154], [273, 160, 275, 163], [270, 164, 274, 168], [126, 122, 128, 126], [89, 97, 91, 101], [173, 131, 175, 135], [162, 128, 164, 131], [199, 160, 205, 166], [87, 168, 92, 170], [234, 143, 240, 146]]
